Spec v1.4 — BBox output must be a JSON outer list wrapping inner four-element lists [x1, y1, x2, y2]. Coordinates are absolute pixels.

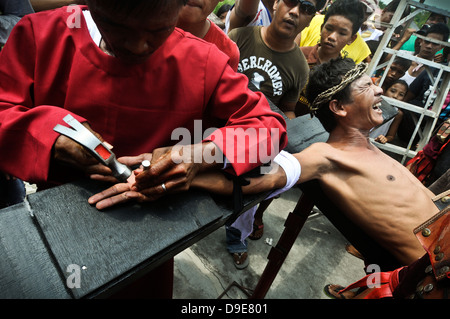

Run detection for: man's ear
[[273, 0, 279, 11], [348, 33, 358, 45], [329, 99, 347, 117]]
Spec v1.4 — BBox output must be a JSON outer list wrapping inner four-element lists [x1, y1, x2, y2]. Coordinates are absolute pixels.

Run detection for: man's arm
[[192, 161, 287, 196], [381, 28, 415, 63], [227, 0, 261, 32], [0, 15, 98, 182], [89, 150, 289, 209], [193, 143, 330, 193], [88, 144, 330, 210]]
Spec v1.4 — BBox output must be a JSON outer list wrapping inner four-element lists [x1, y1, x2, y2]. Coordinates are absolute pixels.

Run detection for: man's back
[[295, 141, 439, 265]]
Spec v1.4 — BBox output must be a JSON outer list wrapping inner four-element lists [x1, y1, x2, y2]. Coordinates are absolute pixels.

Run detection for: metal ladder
[[367, 0, 450, 164]]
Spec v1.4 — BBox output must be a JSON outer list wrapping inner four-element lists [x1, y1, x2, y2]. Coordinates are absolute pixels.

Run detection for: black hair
[[366, 39, 380, 56], [428, 12, 449, 25], [323, 0, 365, 35], [305, 57, 356, 132], [392, 57, 411, 71], [384, 0, 411, 18], [384, 0, 400, 12], [314, 0, 328, 12], [425, 22, 450, 42], [216, 4, 232, 18], [387, 79, 408, 92]]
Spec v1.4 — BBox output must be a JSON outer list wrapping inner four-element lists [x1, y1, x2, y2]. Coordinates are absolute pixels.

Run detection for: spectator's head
[[306, 57, 383, 132], [376, 0, 411, 31], [384, 79, 408, 101], [216, 3, 232, 23], [319, 0, 366, 59], [86, 0, 187, 64], [271, 0, 326, 39], [178, 0, 221, 27], [426, 13, 448, 26], [384, 57, 411, 86], [323, 0, 365, 36], [360, 0, 378, 21], [418, 22, 449, 60]]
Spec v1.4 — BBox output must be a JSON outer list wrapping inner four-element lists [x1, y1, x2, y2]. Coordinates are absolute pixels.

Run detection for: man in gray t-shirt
[[229, 0, 324, 119]]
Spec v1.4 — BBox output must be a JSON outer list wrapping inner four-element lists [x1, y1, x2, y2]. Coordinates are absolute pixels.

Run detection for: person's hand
[[88, 170, 140, 210], [87, 148, 199, 209], [132, 145, 197, 192], [374, 135, 388, 144], [434, 53, 443, 64], [88, 142, 223, 209], [53, 122, 112, 177], [400, 28, 415, 44]]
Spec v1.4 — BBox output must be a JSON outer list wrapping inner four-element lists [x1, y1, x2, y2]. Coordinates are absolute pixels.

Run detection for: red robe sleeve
[[0, 16, 86, 182]]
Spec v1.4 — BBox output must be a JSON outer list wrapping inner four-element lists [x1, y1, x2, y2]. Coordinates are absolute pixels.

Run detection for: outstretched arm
[[88, 158, 288, 210], [227, 0, 262, 32], [88, 145, 329, 210], [194, 145, 329, 195], [191, 162, 287, 196]]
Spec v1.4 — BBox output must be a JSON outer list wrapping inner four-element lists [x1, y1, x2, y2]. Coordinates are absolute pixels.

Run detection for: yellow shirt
[[300, 15, 371, 64]]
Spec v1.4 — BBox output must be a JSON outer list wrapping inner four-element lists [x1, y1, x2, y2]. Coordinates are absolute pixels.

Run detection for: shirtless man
[[89, 57, 439, 267], [228, 57, 438, 266]]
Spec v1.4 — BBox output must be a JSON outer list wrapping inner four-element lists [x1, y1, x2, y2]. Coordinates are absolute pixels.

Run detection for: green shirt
[[400, 34, 444, 55], [229, 26, 309, 107]]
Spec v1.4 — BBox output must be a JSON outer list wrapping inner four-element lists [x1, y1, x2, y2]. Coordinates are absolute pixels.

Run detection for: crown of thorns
[[310, 62, 369, 112]]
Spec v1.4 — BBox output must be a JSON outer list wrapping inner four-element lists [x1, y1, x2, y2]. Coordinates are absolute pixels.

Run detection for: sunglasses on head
[[284, 0, 317, 16]]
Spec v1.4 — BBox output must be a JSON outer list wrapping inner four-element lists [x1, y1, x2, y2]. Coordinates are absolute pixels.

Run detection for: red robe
[[0, 6, 287, 183]]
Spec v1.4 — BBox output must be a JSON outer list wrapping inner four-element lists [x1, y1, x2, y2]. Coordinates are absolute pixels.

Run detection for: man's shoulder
[[204, 22, 240, 70], [228, 25, 260, 46], [300, 44, 317, 57], [300, 142, 333, 158], [171, 28, 233, 64], [205, 21, 238, 48], [173, 27, 217, 49], [12, 5, 87, 41], [343, 33, 371, 63], [300, 14, 324, 46], [20, 5, 77, 26], [229, 25, 259, 37]]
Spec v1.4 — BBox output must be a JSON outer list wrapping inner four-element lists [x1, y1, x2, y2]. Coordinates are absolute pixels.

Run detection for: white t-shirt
[[400, 71, 417, 86], [82, 10, 101, 46], [224, 1, 272, 34]]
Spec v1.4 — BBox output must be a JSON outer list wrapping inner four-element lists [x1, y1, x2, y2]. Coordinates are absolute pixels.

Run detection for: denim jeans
[[0, 175, 26, 208], [225, 225, 247, 254]]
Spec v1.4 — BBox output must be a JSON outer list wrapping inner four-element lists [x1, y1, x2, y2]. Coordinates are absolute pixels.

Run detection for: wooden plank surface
[[284, 114, 329, 153], [0, 202, 70, 298], [27, 179, 226, 298]]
